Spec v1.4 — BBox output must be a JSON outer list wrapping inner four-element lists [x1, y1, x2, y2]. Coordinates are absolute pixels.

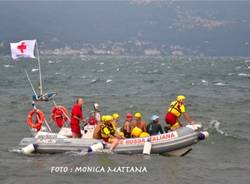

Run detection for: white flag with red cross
[[10, 40, 36, 60]]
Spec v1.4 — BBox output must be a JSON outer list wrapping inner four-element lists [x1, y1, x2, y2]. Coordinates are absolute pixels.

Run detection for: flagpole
[[35, 41, 43, 95]]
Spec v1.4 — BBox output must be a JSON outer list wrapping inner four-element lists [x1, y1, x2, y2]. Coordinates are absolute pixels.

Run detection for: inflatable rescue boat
[[19, 124, 208, 156]]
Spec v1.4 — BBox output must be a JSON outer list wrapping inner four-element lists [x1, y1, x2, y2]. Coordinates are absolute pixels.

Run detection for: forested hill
[[1, 1, 250, 56]]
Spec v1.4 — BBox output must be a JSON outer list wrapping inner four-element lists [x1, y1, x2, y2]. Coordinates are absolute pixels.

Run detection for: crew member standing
[[70, 98, 85, 138], [165, 95, 193, 130], [93, 103, 101, 123]]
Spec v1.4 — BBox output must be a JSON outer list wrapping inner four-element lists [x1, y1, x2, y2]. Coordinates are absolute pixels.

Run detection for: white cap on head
[[94, 103, 99, 109], [151, 115, 159, 121]]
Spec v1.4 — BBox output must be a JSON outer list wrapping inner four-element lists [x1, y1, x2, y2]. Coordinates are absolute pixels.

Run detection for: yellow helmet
[[134, 112, 142, 118], [131, 127, 143, 137], [101, 115, 107, 122], [177, 95, 186, 102], [140, 132, 150, 138], [112, 113, 120, 119], [105, 115, 113, 122]]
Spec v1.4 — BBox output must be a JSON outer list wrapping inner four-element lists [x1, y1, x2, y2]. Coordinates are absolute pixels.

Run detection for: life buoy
[[51, 106, 68, 128], [27, 109, 45, 131]]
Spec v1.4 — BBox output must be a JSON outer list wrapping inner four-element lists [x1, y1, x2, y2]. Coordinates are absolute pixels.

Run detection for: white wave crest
[[91, 79, 98, 84], [31, 68, 39, 72], [3, 64, 14, 68], [8, 147, 22, 154], [106, 79, 112, 83], [238, 73, 250, 77], [200, 79, 209, 86], [65, 150, 88, 156], [209, 120, 228, 136], [214, 82, 227, 86]]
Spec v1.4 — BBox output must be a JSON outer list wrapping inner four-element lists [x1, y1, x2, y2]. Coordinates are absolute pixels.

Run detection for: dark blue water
[[0, 56, 249, 184]]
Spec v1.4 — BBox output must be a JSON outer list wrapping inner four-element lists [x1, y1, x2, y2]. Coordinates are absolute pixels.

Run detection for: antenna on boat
[[24, 69, 38, 98]]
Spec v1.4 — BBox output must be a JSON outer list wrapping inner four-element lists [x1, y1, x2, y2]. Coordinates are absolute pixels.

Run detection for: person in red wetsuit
[[70, 98, 85, 138]]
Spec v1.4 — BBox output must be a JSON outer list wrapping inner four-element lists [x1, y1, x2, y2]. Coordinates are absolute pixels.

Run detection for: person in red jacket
[[70, 98, 85, 138]]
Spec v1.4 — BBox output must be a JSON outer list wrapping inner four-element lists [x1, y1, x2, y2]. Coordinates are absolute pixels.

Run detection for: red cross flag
[[10, 40, 36, 60]]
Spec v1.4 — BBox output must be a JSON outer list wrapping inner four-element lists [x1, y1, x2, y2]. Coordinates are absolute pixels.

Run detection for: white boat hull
[[19, 124, 208, 156]]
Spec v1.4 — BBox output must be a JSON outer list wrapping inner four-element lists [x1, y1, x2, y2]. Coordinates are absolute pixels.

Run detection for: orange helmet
[[126, 112, 133, 119]]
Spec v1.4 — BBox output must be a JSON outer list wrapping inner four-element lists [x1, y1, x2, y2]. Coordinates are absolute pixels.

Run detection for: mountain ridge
[[0, 1, 250, 56]]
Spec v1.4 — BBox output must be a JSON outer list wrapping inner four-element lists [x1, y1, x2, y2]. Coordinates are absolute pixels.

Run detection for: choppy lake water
[[0, 56, 249, 184]]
